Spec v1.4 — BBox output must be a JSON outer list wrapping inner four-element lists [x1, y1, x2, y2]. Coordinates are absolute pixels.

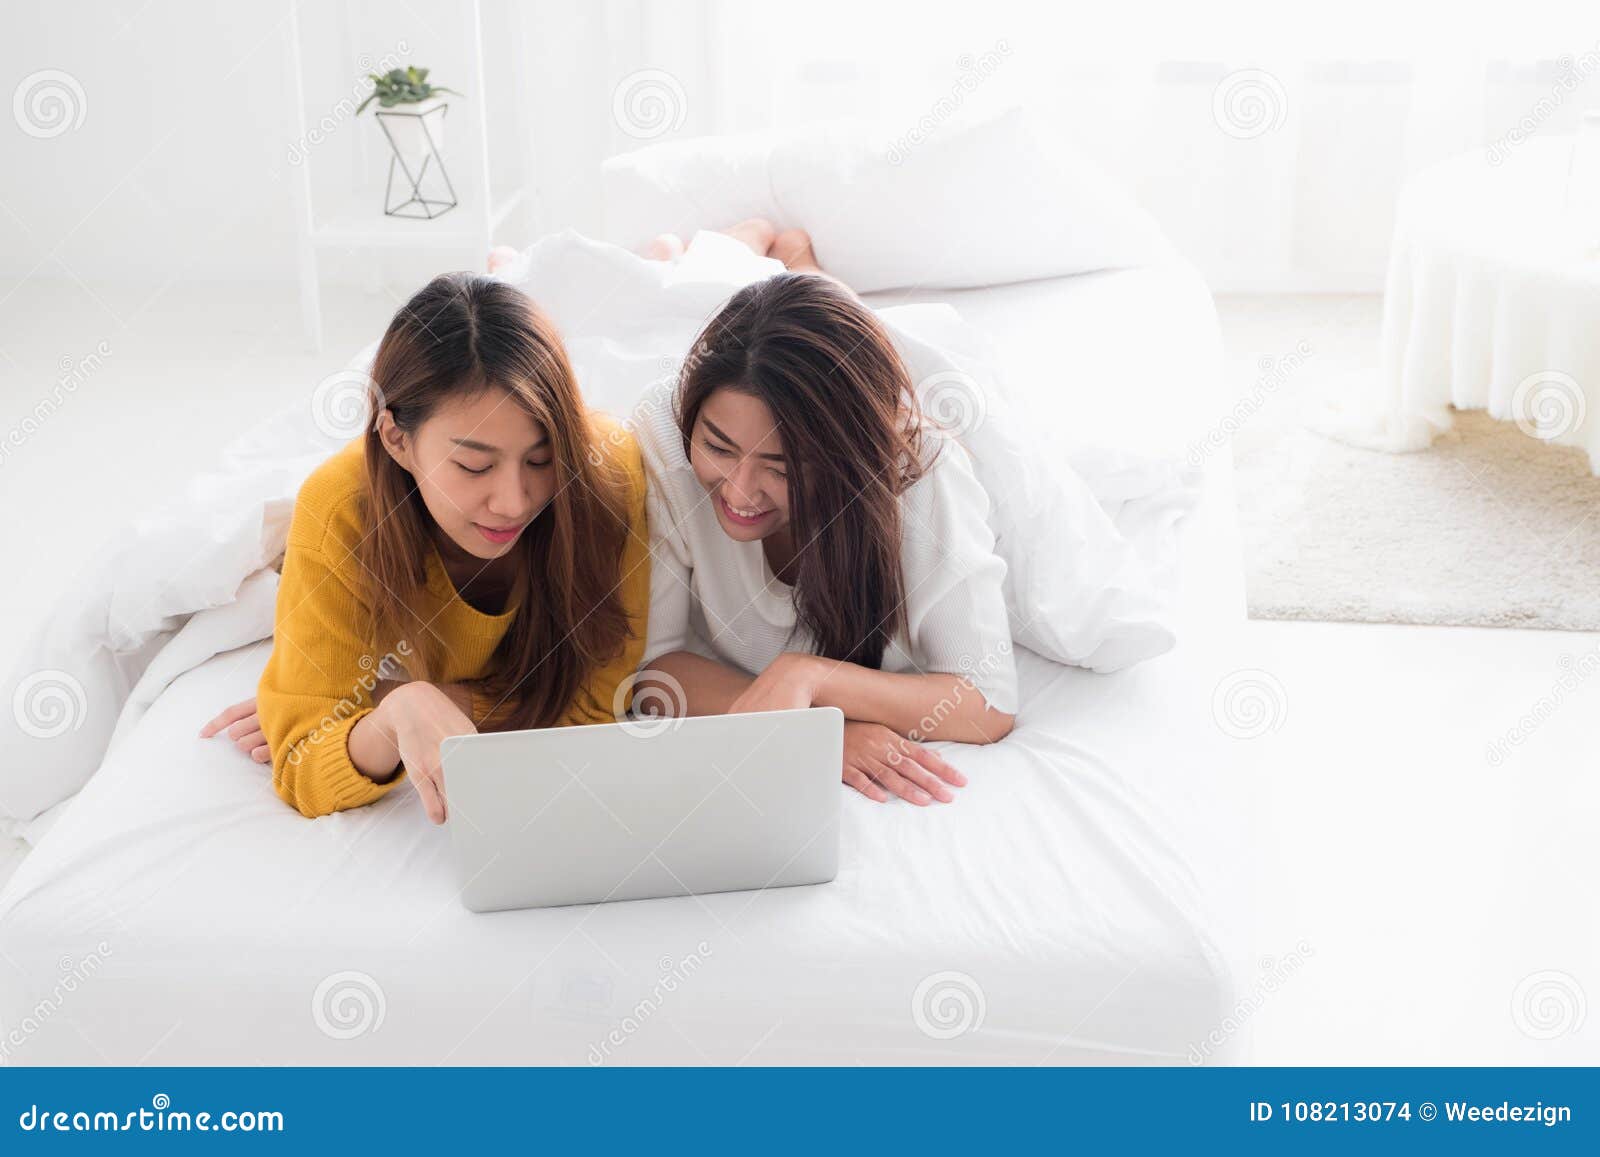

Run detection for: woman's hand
[[200, 697, 269, 763], [841, 721, 966, 806], [371, 681, 477, 825], [726, 652, 826, 715]]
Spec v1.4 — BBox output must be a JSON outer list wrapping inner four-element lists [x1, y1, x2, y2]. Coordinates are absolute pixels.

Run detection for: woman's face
[[380, 387, 556, 560], [689, 387, 791, 542]]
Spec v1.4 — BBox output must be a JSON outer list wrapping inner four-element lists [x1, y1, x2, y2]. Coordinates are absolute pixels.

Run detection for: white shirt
[[635, 379, 1019, 716]]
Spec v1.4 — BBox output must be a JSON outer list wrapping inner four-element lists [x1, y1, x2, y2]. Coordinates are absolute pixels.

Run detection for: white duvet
[[0, 240, 1247, 1065], [0, 231, 1191, 831]]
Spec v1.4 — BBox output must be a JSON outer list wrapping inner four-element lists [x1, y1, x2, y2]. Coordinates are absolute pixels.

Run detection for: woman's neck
[[432, 525, 520, 613]]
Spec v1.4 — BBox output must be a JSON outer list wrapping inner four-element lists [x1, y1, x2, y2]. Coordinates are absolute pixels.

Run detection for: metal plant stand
[[375, 104, 458, 219]]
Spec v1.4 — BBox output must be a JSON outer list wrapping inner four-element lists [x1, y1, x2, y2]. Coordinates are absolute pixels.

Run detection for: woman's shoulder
[[899, 428, 992, 534], [288, 439, 368, 555], [626, 378, 692, 472]]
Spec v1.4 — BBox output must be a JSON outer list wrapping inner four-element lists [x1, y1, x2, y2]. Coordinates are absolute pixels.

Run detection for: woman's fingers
[[866, 762, 934, 806], [199, 698, 257, 738], [225, 716, 261, 743], [234, 729, 266, 756], [250, 743, 270, 764], [901, 740, 966, 787], [412, 766, 446, 825], [843, 767, 890, 803], [883, 745, 955, 803]]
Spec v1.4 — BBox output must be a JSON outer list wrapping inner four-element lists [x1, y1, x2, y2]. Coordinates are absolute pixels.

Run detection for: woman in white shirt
[[634, 265, 1018, 807]]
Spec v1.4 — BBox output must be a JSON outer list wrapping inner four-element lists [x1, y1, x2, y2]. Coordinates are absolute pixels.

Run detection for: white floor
[[1215, 296, 1599, 1065], [0, 284, 1595, 1065]]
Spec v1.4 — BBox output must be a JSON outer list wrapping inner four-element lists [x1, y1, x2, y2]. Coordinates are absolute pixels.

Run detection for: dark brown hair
[[677, 273, 932, 668], [360, 272, 635, 729]]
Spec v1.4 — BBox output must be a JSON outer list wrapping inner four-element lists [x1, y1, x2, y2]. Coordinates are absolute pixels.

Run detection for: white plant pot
[[377, 96, 447, 177]]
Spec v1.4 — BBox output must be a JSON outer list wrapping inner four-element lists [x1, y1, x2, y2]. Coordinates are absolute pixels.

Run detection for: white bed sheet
[[0, 265, 1250, 1065]]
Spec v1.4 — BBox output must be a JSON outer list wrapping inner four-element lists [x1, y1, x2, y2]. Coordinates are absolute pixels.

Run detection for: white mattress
[[0, 264, 1250, 1065]]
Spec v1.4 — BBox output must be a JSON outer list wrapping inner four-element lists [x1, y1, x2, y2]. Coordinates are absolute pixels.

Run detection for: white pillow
[[601, 105, 1172, 293]]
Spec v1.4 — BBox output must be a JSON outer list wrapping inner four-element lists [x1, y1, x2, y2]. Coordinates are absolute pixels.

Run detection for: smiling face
[[688, 387, 791, 543], [377, 386, 556, 561]]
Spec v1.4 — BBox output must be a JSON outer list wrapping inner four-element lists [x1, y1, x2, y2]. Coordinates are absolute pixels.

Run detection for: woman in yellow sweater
[[201, 272, 650, 822]]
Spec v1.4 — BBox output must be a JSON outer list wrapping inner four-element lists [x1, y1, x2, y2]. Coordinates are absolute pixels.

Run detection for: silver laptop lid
[[441, 706, 843, 912]]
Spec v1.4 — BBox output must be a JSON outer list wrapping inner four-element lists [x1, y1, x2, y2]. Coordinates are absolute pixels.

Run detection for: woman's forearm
[[637, 652, 753, 716], [644, 651, 1013, 744], [800, 658, 1015, 744]]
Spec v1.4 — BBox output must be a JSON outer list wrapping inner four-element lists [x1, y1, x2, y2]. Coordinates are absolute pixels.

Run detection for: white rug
[[1219, 296, 1600, 632]]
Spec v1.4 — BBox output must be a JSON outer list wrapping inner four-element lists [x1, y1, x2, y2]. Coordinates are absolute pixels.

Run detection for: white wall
[[4, 0, 1599, 300]]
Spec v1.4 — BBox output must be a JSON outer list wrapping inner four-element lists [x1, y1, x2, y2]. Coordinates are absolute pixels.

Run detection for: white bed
[[0, 262, 1250, 1065]]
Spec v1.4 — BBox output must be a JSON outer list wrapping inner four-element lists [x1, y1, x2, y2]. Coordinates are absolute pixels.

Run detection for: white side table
[[1344, 136, 1600, 474]]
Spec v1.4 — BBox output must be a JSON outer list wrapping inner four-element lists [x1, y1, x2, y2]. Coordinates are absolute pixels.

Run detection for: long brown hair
[[677, 273, 932, 668], [360, 272, 635, 729]]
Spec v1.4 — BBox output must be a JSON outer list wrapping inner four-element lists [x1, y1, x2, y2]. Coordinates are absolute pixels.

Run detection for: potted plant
[[358, 67, 460, 178]]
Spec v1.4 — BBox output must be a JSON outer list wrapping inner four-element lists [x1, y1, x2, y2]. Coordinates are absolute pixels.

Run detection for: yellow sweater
[[257, 419, 650, 819]]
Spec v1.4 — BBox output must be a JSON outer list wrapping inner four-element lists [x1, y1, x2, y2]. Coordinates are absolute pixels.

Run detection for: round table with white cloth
[[1332, 135, 1600, 474]]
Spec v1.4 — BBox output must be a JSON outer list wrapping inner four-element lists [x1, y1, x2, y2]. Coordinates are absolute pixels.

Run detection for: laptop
[[440, 706, 844, 912]]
